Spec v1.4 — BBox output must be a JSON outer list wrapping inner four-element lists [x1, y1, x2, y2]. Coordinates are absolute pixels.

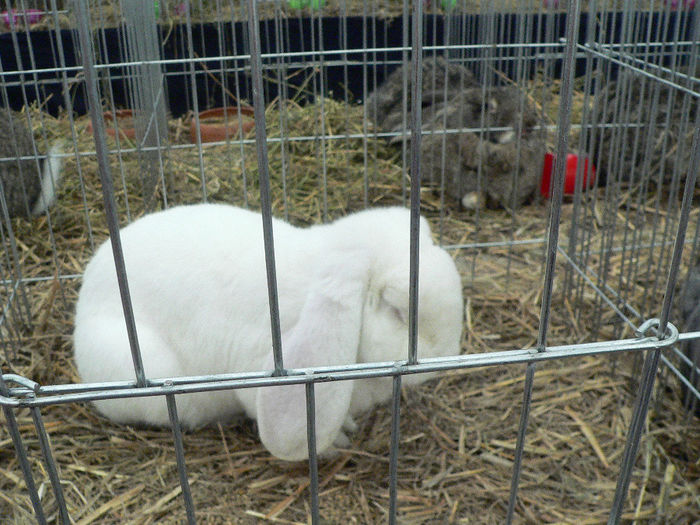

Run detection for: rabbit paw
[[461, 191, 484, 210], [330, 416, 358, 449], [342, 415, 358, 433], [333, 430, 351, 448]]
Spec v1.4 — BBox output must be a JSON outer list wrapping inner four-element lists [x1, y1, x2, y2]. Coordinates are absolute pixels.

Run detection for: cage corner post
[[122, 0, 169, 212], [73, 0, 147, 388]]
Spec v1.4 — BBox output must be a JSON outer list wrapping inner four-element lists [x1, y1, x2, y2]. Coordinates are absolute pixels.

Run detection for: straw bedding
[[1, 93, 699, 524]]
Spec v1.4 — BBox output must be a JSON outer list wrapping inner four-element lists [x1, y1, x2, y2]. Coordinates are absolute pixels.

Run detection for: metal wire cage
[[1, 0, 699, 523]]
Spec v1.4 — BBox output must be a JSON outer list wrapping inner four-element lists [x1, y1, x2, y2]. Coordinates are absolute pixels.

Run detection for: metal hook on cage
[[1, 372, 40, 393], [634, 318, 679, 347]]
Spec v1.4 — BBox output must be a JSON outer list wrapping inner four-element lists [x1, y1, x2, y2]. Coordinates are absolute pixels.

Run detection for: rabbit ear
[[256, 254, 369, 461]]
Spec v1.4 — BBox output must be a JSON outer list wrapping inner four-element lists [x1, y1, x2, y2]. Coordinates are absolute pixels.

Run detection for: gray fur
[[366, 55, 479, 135], [366, 57, 544, 210], [0, 108, 63, 218], [680, 264, 700, 414], [592, 65, 699, 186]]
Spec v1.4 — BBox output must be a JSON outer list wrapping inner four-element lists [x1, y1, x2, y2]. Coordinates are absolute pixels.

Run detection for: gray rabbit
[[366, 55, 479, 136], [420, 120, 545, 210], [680, 263, 700, 415], [419, 86, 544, 210], [367, 56, 544, 210], [0, 108, 63, 218], [592, 64, 699, 186]]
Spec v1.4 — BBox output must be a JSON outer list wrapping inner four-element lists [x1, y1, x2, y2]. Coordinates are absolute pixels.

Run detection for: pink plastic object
[[540, 152, 596, 198], [1, 9, 43, 28], [663, 0, 696, 8]]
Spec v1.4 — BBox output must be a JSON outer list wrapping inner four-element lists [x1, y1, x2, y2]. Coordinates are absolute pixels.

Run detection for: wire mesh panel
[[1, 0, 699, 523]]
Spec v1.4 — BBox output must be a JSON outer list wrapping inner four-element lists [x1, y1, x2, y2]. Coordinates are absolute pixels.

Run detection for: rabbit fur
[[680, 263, 700, 414], [419, 87, 544, 210], [591, 64, 699, 187], [365, 55, 479, 135], [0, 108, 63, 218], [366, 56, 544, 210], [73, 204, 464, 461], [416, 86, 540, 145]]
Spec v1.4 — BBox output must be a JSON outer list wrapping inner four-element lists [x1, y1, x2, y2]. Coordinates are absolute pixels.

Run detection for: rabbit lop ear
[[256, 253, 369, 461]]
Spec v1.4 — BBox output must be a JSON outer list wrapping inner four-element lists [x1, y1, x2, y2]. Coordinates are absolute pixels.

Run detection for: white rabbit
[[73, 204, 463, 461]]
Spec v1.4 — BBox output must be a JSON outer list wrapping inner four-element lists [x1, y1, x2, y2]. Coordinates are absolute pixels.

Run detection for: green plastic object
[[441, 0, 457, 9], [288, 0, 325, 9]]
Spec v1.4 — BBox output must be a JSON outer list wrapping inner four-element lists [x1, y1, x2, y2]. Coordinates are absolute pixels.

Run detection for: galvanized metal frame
[[1, 1, 699, 523]]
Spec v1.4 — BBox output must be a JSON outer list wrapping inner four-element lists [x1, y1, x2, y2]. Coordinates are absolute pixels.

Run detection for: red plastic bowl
[[540, 152, 596, 198], [191, 106, 255, 144]]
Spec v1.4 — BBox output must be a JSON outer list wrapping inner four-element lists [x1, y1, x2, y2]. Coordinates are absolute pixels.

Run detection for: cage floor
[[1, 252, 699, 524]]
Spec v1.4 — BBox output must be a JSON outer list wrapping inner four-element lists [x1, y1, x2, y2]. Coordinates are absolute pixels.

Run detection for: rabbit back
[[367, 55, 478, 132], [74, 204, 315, 427]]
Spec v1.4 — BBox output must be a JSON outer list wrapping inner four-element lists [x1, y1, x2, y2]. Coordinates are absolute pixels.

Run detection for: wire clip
[[634, 318, 679, 347]]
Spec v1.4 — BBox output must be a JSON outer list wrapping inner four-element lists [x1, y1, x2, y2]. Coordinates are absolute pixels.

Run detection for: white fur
[[73, 204, 463, 461], [31, 142, 64, 216]]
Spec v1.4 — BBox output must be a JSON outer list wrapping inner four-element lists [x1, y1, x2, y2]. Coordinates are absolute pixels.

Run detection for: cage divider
[[661, 348, 700, 402], [30, 405, 70, 524], [166, 392, 197, 524], [0, 186, 32, 357], [388, 373, 402, 524], [399, 0, 409, 207], [48, 0, 96, 251], [305, 381, 321, 524], [564, 0, 596, 303], [361, 0, 370, 208], [0, 44, 38, 335], [183, 0, 208, 202], [0, 374, 47, 525], [74, 0, 147, 388], [505, 361, 535, 524], [407, 0, 423, 366], [272, 0, 290, 220], [96, 1, 134, 224], [505, 2, 530, 285], [246, 0, 284, 374]]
